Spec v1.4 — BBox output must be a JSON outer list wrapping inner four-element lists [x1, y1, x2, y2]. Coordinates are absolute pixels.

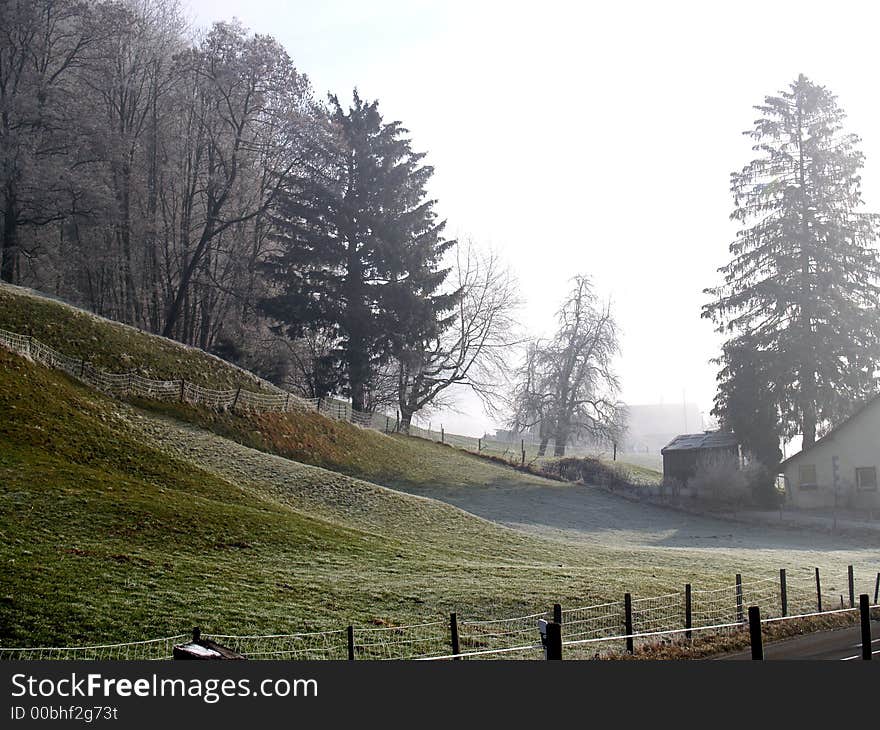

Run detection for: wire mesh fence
[[4, 566, 874, 661]]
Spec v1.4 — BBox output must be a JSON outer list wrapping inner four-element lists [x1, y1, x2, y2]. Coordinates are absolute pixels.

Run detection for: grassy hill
[[1, 284, 876, 653]]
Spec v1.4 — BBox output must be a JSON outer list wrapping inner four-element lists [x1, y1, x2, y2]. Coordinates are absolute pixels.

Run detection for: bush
[[539, 457, 632, 489], [689, 456, 750, 507]]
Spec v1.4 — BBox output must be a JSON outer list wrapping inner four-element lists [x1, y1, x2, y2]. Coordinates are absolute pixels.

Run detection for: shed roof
[[661, 431, 738, 454]]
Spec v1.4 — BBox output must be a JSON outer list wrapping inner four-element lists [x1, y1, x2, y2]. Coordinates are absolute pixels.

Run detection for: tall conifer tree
[[704, 75, 880, 447], [262, 92, 455, 411]]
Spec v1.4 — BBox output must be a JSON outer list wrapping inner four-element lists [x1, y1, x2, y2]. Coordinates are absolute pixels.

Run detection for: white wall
[[782, 400, 880, 510]]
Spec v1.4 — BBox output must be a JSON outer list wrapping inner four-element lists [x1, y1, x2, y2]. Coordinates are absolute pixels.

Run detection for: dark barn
[[661, 431, 740, 486]]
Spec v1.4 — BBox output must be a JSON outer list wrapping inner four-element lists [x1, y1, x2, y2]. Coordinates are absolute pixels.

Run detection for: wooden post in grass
[[347, 626, 355, 660], [179, 378, 186, 403], [231, 387, 242, 413], [874, 572, 879, 604], [521, 439, 525, 467], [450, 613, 460, 660], [685, 584, 692, 640], [553, 603, 562, 626], [546, 621, 562, 660], [284, 392, 290, 412], [441, 425, 444, 444], [478, 438, 481, 452], [624, 593, 634, 654], [860, 594, 872, 660], [735, 574, 743, 623], [613, 442, 617, 461], [748, 606, 763, 660], [79, 357, 86, 377], [815, 567, 823, 612], [780, 569, 788, 617], [848, 565, 855, 609]]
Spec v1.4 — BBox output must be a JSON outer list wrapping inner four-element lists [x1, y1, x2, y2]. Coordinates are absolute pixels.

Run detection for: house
[[780, 395, 880, 510], [661, 431, 740, 485]]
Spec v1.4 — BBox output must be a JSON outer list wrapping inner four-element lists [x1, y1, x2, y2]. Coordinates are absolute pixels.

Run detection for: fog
[[189, 0, 880, 439]]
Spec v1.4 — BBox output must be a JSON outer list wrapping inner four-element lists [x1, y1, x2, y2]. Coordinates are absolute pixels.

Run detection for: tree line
[[1, 0, 625, 450]]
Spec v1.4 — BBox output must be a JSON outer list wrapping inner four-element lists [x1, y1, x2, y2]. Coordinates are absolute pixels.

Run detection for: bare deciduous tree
[[395, 241, 521, 432], [510, 275, 624, 456]]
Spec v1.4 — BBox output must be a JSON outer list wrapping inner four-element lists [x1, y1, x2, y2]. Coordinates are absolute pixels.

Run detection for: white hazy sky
[[189, 0, 880, 437]]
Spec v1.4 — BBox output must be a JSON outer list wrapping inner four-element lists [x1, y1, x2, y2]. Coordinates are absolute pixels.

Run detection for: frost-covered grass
[[0, 283, 269, 390]]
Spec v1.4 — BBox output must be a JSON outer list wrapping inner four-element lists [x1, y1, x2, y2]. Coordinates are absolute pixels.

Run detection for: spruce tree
[[704, 74, 880, 447], [262, 92, 455, 411]]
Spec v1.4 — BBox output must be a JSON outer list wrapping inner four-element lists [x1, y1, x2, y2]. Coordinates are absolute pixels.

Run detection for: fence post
[[815, 567, 823, 612], [385, 416, 390, 434], [231, 387, 242, 412], [478, 438, 481, 452], [860, 594, 872, 660], [521, 439, 525, 467], [284, 392, 290, 412], [553, 603, 562, 626], [685, 584, 692, 640], [848, 565, 855, 609], [874, 572, 879, 605], [546, 621, 562, 660], [441, 425, 444, 444], [735, 574, 743, 623], [395, 411, 400, 433], [179, 378, 186, 403], [748, 606, 763, 660], [450, 613, 460, 660], [624, 593, 634, 655], [79, 357, 86, 378], [347, 625, 355, 660], [780, 569, 788, 617]]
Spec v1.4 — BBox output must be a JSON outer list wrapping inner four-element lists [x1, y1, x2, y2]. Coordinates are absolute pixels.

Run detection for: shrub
[[689, 456, 750, 507]]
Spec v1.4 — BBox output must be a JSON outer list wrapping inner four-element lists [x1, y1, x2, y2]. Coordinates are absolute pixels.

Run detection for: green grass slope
[[0, 348, 658, 647]]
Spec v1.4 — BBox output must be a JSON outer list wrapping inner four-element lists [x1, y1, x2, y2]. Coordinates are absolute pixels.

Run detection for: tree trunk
[[1, 187, 18, 284]]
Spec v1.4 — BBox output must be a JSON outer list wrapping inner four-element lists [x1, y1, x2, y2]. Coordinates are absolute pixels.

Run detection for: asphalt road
[[719, 620, 880, 660]]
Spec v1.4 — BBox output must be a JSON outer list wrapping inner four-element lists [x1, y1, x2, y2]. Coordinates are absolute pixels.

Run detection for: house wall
[[782, 403, 880, 510]]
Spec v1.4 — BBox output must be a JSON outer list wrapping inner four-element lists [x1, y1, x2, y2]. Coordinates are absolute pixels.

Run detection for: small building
[[661, 431, 740, 485], [780, 395, 880, 510]]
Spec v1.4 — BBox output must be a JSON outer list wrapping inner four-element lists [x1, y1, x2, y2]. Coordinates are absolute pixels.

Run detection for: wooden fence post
[[848, 565, 855, 609], [874, 572, 879, 605], [780, 568, 788, 617], [441, 425, 444, 444], [347, 625, 355, 660], [546, 621, 562, 660], [624, 593, 634, 654], [284, 392, 290, 411], [815, 567, 823, 612], [553, 603, 562, 626], [79, 357, 86, 377], [478, 438, 481, 452], [685, 584, 692, 640], [735, 574, 743, 623], [748, 606, 763, 660], [179, 378, 186, 403], [521, 439, 525, 467], [860, 594, 872, 660], [231, 387, 242, 412], [450, 613, 460, 660]]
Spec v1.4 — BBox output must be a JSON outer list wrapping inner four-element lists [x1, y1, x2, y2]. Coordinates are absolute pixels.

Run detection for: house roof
[[780, 392, 880, 468], [661, 431, 739, 454]]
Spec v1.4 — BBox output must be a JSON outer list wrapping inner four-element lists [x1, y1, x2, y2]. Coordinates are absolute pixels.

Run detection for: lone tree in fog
[[704, 74, 880, 449], [511, 276, 623, 456], [262, 92, 455, 412]]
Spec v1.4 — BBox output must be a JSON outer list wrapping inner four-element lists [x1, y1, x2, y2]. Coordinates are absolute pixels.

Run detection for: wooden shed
[[661, 431, 740, 486]]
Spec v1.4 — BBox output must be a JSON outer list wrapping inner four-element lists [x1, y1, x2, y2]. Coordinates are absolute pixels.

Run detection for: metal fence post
[[780, 568, 788, 617], [624, 593, 634, 654], [860, 594, 872, 660], [748, 606, 763, 660]]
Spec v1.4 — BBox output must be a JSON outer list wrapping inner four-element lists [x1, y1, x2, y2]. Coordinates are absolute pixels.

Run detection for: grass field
[[0, 286, 877, 653]]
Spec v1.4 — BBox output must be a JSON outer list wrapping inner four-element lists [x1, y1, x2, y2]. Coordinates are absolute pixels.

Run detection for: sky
[[188, 0, 880, 438]]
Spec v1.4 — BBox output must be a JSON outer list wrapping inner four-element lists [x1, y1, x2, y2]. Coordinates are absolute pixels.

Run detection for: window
[[798, 464, 817, 489], [856, 467, 877, 491]]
